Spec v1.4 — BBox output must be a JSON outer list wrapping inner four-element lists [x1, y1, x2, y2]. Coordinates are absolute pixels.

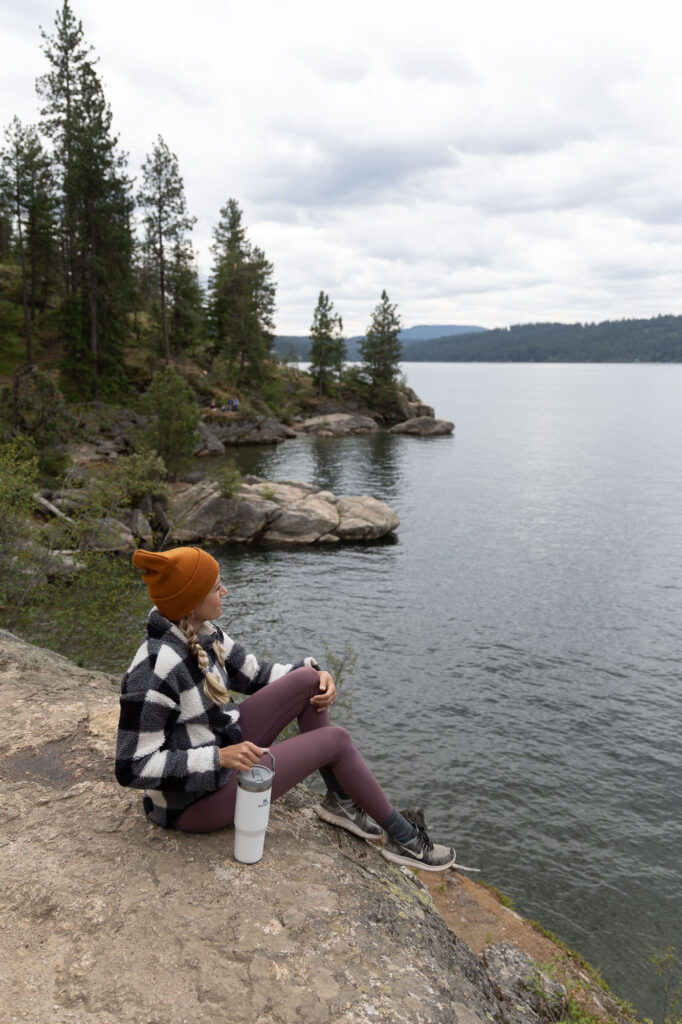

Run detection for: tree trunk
[[16, 201, 32, 368], [89, 217, 99, 402], [159, 226, 169, 364], [29, 208, 37, 321]]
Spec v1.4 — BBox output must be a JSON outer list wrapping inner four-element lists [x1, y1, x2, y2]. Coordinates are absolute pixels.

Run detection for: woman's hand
[[310, 670, 337, 712], [218, 740, 265, 771]]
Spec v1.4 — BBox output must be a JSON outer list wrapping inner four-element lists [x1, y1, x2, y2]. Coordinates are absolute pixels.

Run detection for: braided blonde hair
[[177, 617, 229, 705]]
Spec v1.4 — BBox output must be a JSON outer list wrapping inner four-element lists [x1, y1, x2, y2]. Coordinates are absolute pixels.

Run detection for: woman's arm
[[221, 633, 320, 694]]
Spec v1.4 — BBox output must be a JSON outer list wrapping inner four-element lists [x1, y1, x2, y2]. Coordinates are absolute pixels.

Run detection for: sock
[[379, 808, 418, 843], [319, 767, 350, 802]]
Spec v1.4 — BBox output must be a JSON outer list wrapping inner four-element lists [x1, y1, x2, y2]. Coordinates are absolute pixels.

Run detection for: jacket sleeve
[[221, 633, 320, 695], [115, 666, 229, 793]]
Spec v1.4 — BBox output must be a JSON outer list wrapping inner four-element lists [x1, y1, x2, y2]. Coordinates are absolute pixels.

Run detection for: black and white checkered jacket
[[115, 607, 319, 828]]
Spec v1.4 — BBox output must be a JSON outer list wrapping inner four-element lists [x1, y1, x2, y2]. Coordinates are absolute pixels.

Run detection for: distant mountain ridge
[[274, 324, 486, 361], [399, 315, 682, 362]]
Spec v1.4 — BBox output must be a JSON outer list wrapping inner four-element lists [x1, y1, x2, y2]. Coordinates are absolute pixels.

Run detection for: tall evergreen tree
[[0, 202, 12, 261], [0, 119, 54, 366], [37, 1, 134, 400], [137, 135, 196, 364], [206, 198, 275, 383], [167, 239, 203, 354], [309, 291, 345, 396], [359, 290, 403, 392], [36, 0, 92, 296]]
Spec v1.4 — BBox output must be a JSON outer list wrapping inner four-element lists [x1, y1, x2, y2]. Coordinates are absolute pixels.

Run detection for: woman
[[115, 546, 455, 871]]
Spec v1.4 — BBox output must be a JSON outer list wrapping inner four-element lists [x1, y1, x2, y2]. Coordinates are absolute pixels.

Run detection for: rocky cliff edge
[[0, 630, 580, 1024]]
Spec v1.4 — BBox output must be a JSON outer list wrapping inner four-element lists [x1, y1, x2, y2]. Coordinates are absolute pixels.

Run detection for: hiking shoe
[[314, 790, 385, 841], [380, 807, 456, 872]]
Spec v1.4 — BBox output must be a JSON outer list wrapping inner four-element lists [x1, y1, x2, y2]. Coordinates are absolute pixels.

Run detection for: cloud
[[2, 0, 682, 333]]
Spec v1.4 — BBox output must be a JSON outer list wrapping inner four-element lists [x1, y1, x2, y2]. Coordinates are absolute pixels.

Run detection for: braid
[[177, 618, 230, 705]]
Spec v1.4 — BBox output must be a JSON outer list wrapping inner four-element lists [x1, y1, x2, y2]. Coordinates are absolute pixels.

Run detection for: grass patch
[[476, 879, 517, 911]]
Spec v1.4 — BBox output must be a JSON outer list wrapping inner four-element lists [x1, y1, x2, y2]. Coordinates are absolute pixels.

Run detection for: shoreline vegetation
[[0, 355, 451, 672]]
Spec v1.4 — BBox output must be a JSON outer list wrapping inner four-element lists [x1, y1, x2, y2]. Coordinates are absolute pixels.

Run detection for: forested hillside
[[401, 316, 682, 362], [274, 323, 485, 362]]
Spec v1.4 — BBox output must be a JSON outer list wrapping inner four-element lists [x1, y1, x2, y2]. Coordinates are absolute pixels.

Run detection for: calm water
[[205, 364, 681, 1019]]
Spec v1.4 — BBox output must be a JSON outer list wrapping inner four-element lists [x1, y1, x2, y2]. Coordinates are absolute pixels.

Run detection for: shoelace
[[410, 823, 434, 853], [338, 797, 366, 822]]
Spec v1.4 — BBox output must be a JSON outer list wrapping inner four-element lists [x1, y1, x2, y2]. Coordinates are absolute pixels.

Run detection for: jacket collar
[[146, 607, 222, 653]]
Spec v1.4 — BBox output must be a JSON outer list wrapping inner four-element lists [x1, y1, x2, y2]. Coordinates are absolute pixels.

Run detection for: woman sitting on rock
[[115, 546, 455, 871]]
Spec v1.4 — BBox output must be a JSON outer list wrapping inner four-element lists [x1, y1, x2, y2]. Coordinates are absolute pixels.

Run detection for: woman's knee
[[283, 664, 320, 694], [325, 725, 352, 754]]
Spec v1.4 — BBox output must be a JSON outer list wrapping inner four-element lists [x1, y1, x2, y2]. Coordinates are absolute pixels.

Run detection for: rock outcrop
[[197, 417, 298, 453], [0, 630, 537, 1024], [390, 416, 455, 436], [166, 478, 400, 546], [294, 413, 378, 437]]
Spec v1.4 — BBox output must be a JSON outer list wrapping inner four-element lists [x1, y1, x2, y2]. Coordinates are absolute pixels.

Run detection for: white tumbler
[[233, 750, 276, 864]]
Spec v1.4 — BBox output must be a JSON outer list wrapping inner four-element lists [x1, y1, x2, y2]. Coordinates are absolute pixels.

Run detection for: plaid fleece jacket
[[115, 608, 319, 828]]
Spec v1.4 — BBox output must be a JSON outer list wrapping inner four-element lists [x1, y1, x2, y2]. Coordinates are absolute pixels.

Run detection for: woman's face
[[190, 574, 227, 627]]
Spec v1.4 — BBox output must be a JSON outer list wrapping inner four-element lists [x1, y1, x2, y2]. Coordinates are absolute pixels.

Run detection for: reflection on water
[[199, 431, 405, 504]]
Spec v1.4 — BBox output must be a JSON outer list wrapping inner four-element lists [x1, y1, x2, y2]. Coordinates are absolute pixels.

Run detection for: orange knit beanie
[[132, 547, 219, 621]]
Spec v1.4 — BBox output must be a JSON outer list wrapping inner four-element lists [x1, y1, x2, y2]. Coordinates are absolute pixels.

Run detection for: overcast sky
[[3, 0, 682, 335]]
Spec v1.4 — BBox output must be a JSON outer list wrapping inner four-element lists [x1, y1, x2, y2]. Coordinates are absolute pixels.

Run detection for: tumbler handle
[[263, 748, 276, 773]]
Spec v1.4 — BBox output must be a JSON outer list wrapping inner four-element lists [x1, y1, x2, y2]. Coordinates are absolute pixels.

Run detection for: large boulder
[[390, 416, 455, 436], [195, 420, 226, 456], [168, 479, 275, 544], [0, 630, 532, 1024], [261, 493, 340, 544], [336, 496, 401, 540], [165, 478, 399, 545], [394, 385, 435, 421], [295, 413, 378, 437]]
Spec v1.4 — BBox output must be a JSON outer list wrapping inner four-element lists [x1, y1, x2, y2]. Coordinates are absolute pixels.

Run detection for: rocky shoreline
[[35, 385, 453, 554]]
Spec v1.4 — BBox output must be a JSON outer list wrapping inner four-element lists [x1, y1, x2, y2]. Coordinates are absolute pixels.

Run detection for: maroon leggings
[[175, 666, 393, 832]]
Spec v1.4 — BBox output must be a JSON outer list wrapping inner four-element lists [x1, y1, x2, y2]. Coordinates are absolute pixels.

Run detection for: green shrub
[[215, 459, 243, 499], [0, 367, 73, 481], [0, 437, 42, 621], [138, 366, 201, 476]]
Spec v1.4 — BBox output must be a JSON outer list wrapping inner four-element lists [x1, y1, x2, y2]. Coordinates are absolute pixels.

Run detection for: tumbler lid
[[237, 764, 274, 792]]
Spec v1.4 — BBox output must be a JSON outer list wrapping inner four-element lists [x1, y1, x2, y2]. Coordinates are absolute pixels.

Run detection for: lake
[[206, 363, 682, 1020]]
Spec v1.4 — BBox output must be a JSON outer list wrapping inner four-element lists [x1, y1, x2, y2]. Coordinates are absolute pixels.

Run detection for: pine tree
[[37, 1, 134, 400], [309, 291, 345, 396], [0, 118, 55, 366], [359, 290, 403, 393], [137, 135, 196, 364], [36, 0, 92, 296], [167, 239, 203, 354], [140, 366, 200, 477], [206, 199, 275, 383]]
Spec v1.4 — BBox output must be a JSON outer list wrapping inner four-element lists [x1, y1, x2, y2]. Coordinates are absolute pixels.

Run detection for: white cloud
[[2, 0, 682, 333]]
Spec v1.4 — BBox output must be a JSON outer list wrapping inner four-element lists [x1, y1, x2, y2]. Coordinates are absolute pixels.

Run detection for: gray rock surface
[[390, 416, 455, 436], [395, 385, 435, 421], [0, 630, 535, 1024], [207, 417, 298, 446], [195, 419, 226, 456], [483, 943, 567, 1024], [295, 413, 378, 437], [166, 479, 399, 545]]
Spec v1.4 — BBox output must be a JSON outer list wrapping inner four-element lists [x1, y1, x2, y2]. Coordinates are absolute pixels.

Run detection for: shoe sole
[[314, 803, 385, 842], [380, 846, 457, 872]]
